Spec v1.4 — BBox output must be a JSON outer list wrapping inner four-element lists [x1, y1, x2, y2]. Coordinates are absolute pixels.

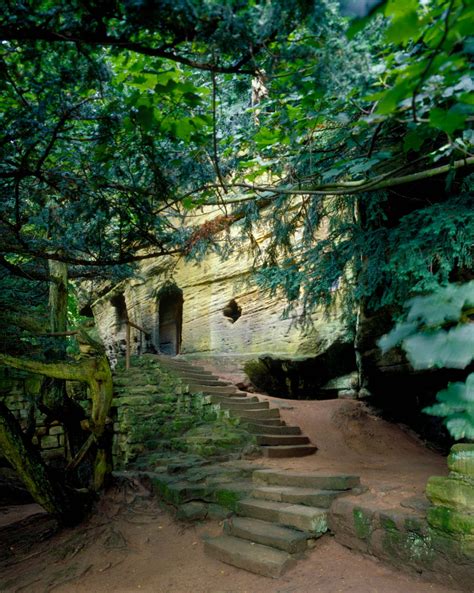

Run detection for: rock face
[[91, 223, 351, 369]]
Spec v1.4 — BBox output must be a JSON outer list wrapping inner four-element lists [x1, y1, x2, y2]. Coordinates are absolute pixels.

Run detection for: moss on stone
[[353, 507, 372, 540], [448, 444, 474, 478], [214, 487, 242, 511], [426, 476, 474, 512], [428, 505, 474, 536]]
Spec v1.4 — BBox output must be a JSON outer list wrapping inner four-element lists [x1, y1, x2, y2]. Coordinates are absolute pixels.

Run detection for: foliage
[[380, 282, 474, 439], [0, 0, 472, 312]]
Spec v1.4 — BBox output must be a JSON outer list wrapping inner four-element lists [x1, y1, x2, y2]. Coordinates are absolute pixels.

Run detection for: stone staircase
[[205, 468, 362, 578], [155, 356, 317, 458]]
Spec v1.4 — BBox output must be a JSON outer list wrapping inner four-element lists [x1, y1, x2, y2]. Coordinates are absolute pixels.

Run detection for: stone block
[[448, 444, 474, 478], [426, 476, 474, 512], [252, 469, 360, 490], [176, 501, 208, 522], [41, 435, 59, 449], [428, 506, 474, 536], [49, 426, 64, 435], [208, 504, 232, 520], [225, 516, 309, 553], [204, 535, 296, 578]]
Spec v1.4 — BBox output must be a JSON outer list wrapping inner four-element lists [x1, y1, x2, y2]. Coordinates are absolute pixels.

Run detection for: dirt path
[[0, 397, 459, 593], [0, 490, 460, 593]]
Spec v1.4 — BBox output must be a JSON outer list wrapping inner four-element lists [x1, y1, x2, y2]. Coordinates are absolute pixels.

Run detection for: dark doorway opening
[[158, 285, 183, 356], [110, 293, 128, 330]]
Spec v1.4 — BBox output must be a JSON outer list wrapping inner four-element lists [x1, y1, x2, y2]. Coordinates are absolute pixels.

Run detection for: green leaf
[[385, 11, 420, 46], [403, 324, 474, 370], [254, 127, 279, 148], [424, 374, 474, 439], [385, 0, 418, 19], [136, 105, 154, 129], [406, 281, 474, 324], [378, 321, 417, 352], [429, 107, 467, 135], [376, 80, 412, 115], [173, 119, 194, 142]]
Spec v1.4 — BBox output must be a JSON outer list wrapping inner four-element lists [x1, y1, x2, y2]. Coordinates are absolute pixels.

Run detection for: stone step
[[261, 445, 317, 458], [157, 361, 208, 373], [188, 385, 240, 396], [252, 486, 342, 509], [256, 434, 310, 446], [253, 470, 360, 491], [180, 376, 227, 386], [230, 408, 280, 420], [243, 423, 301, 435], [241, 418, 285, 426], [204, 534, 296, 578], [176, 369, 219, 378], [210, 395, 259, 405], [220, 401, 270, 412], [238, 498, 328, 534], [224, 516, 309, 554]]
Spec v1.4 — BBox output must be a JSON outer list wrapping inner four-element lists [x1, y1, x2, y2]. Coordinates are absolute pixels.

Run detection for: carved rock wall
[[92, 233, 351, 368]]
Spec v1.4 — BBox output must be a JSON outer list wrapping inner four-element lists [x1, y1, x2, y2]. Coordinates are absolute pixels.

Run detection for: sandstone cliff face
[[92, 226, 351, 367]]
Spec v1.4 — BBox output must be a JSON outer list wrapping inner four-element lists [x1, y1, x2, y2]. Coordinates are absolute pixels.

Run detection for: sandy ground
[[0, 394, 459, 593]]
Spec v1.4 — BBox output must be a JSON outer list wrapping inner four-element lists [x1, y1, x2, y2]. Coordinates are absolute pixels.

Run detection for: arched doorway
[[157, 285, 183, 355]]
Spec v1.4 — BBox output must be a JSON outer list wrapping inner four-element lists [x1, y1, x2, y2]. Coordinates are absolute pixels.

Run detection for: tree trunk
[[0, 402, 86, 525], [44, 261, 87, 464], [0, 353, 113, 492]]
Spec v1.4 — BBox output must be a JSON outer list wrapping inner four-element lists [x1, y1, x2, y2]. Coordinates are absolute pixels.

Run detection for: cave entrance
[[157, 285, 183, 356]]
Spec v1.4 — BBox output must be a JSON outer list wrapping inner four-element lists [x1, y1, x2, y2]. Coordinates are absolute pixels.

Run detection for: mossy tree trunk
[[44, 262, 85, 460], [0, 353, 113, 523]]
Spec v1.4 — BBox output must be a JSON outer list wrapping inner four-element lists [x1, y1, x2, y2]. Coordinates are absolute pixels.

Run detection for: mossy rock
[[448, 444, 474, 478], [176, 501, 208, 522], [428, 505, 474, 536], [426, 476, 474, 512], [353, 507, 373, 540]]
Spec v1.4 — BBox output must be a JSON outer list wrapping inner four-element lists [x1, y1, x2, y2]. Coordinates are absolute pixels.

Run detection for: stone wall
[[329, 444, 474, 590], [0, 369, 65, 461]]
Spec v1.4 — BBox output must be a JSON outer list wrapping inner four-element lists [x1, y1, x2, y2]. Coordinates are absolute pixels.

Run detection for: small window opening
[[223, 299, 242, 323], [79, 304, 94, 318]]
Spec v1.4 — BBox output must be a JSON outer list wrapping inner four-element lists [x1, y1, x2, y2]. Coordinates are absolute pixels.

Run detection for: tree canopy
[[0, 0, 472, 305]]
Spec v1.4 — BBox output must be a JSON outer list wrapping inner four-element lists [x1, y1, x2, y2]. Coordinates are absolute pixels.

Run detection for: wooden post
[[125, 322, 131, 370]]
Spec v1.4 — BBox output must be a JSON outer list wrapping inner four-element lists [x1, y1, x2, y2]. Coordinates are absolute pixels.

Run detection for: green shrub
[[379, 282, 474, 440]]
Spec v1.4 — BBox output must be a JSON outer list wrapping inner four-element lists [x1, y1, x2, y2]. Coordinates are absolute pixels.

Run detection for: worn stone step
[[256, 434, 310, 446], [176, 369, 219, 378], [204, 534, 296, 578], [238, 498, 327, 534], [188, 384, 240, 396], [230, 408, 280, 420], [210, 395, 259, 405], [180, 376, 227, 386], [220, 401, 270, 412], [224, 516, 309, 553], [253, 470, 360, 491], [157, 361, 208, 373], [261, 445, 317, 458], [243, 423, 301, 435], [252, 486, 342, 508], [241, 418, 285, 426]]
